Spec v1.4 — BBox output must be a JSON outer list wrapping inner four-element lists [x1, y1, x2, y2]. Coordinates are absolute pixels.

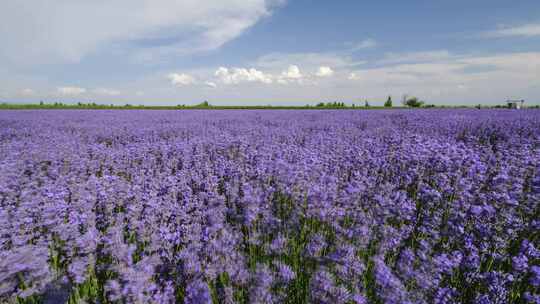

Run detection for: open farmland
[[0, 109, 539, 303]]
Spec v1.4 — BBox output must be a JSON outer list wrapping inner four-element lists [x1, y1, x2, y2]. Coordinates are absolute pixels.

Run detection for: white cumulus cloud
[[346, 51, 540, 104], [20, 88, 35, 96], [281, 65, 303, 79], [316, 66, 334, 77], [94, 88, 121, 96], [0, 0, 284, 65], [349, 38, 377, 51], [255, 52, 360, 69], [276, 65, 304, 84], [348, 72, 359, 80], [205, 81, 217, 88], [483, 23, 540, 38], [379, 50, 453, 65], [215, 67, 273, 85], [57, 87, 87, 96], [168, 73, 196, 86]]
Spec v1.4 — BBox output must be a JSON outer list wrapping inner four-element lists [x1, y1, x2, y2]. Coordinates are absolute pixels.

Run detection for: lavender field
[[0, 109, 539, 304]]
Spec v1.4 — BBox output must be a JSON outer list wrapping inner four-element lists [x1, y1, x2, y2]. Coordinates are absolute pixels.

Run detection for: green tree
[[194, 100, 210, 108], [403, 96, 424, 108], [364, 100, 370, 108], [384, 96, 393, 107]]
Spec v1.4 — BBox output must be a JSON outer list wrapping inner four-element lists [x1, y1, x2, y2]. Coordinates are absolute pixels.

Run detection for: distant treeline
[[0, 99, 538, 110]]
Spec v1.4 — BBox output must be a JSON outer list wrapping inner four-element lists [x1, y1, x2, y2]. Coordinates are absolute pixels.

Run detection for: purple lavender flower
[[530, 266, 540, 287], [0, 109, 539, 302], [274, 261, 295, 282], [512, 255, 529, 273], [185, 279, 212, 304]]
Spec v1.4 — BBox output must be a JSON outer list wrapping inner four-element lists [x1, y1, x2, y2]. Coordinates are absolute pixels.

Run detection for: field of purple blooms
[[0, 109, 539, 304]]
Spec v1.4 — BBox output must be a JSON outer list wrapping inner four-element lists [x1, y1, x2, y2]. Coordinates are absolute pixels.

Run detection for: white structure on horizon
[[506, 99, 524, 109]]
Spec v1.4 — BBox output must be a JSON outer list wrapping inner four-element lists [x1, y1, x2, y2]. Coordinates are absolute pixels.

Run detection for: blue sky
[[1, 0, 539, 106]]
